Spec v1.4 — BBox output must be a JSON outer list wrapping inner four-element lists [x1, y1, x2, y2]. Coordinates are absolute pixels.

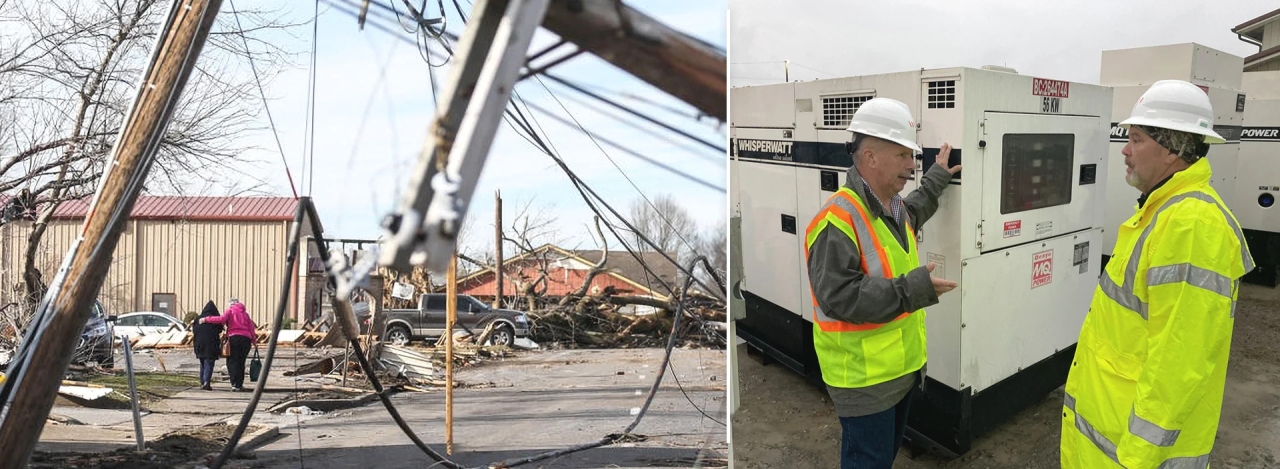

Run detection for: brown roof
[[1234, 7, 1280, 38], [49, 196, 299, 221], [1245, 44, 1280, 68], [456, 244, 682, 297], [572, 249, 680, 295]]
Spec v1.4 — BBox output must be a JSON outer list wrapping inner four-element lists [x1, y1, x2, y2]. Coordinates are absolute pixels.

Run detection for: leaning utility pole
[[0, 0, 223, 465]]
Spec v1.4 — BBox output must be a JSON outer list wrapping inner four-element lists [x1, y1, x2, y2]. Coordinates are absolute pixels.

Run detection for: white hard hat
[[1119, 80, 1224, 144], [846, 97, 922, 155]]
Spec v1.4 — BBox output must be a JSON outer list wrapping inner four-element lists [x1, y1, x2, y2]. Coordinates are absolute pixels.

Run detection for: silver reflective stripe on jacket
[[812, 194, 882, 324], [1098, 191, 1253, 320], [828, 194, 886, 278], [1066, 393, 1212, 468], [1065, 392, 1119, 463], [1129, 407, 1180, 447]]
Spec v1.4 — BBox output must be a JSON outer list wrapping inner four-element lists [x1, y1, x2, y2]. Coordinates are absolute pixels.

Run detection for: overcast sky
[[218, 0, 726, 255], [730, 0, 1273, 87]]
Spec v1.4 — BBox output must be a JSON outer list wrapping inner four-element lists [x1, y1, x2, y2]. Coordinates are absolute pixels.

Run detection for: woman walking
[[200, 298, 256, 391], [191, 301, 222, 391]]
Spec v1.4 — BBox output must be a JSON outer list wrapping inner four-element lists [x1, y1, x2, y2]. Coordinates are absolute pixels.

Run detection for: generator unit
[[1098, 43, 1246, 270], [1239, 70, 1280, 286], [730, 67, 1112, 456]]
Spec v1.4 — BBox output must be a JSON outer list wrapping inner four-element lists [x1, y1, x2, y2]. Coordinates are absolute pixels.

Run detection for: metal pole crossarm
[[0, 0, 223, 465], [379, 0, 550, 276]]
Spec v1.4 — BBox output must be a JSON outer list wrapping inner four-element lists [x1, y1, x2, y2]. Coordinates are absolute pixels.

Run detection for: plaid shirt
[[861, 176, 904, 224]]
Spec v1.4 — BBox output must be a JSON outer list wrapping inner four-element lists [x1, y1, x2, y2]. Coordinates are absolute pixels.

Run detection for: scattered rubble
[[529, 299, 726, 349], [29, 423, 265, 469]]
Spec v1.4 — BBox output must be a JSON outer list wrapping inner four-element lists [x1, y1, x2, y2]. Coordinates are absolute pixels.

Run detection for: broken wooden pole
[[0, 1, 223, 466], [541, 1, 725, 120]]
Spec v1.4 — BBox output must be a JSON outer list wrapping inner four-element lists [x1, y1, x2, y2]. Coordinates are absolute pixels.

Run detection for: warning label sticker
[[1004, 220, 1022, 238], [1032, 250, 1054, 289], [927, 252, 946, 280], [1036, 221, 1054, 237], [1073, 242, 1090, 274]]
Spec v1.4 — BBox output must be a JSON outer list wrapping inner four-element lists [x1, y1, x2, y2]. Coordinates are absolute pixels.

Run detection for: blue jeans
[[838, 385, 915, 469], [199, 358, 217, 385]]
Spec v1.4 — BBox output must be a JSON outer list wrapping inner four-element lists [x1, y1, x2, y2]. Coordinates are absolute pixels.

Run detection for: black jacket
[[192, 301, 223, 359]]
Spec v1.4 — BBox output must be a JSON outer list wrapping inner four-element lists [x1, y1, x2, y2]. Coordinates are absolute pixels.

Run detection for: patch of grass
[[85, 372, 198, 390], [83, 372, 199, 404]]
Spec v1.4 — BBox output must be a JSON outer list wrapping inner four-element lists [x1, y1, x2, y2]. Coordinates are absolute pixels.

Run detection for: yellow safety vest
[[804, 187, 928, 389], [1062, 159, 1254, 469]]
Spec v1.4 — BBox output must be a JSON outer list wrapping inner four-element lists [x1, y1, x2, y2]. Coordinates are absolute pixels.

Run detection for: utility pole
[[785, 60, 790, 82], [0, 0, 223, 465], [541, 1, 725, 120], [445, 253, 457, 455], [494, 190, 503, 308]]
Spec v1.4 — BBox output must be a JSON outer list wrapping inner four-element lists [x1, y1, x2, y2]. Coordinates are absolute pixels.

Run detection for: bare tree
[[694, 218, 726, 291], [500, 199, 562, 310], [0, 0, 298, 308], [627, 194, 699, 264]]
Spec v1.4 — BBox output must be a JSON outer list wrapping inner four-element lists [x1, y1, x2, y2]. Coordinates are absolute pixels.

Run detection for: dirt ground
[[731, 283, 1280, 469], [30, 423, 263, 469]]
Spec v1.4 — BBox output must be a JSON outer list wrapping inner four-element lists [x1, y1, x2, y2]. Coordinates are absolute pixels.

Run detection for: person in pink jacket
[[200, 298, 257, 391]]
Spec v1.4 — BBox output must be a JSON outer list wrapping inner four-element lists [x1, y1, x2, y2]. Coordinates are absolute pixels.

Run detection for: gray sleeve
[[903, 164, 954, 229], [807, 226, 939, 325]]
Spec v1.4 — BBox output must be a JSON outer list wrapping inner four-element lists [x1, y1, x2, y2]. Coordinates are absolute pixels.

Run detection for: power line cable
[[229, 0, 299, 199]]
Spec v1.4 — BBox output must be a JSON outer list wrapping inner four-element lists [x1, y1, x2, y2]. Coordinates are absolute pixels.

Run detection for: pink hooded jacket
[[205, 302, 256, 339]]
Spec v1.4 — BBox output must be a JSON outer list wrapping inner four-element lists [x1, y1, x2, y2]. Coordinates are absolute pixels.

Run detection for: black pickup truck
[[383, 294, 530, 347]]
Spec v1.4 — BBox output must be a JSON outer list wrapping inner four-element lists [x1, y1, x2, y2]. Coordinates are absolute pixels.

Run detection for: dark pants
[[839, 385, 916, 469], [199, 358, 217, 385], [226, 335, 252, 388]]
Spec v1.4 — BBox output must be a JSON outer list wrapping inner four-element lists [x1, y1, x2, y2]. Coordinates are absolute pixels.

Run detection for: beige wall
[[1, 217, 306, 326], [1247, 59, 1280, 72], [1263, 21, 1280, 50]]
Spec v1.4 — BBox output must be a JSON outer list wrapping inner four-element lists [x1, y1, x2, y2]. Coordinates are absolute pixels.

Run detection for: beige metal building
[[1236, 7, 1280, 72], [0, 196, 324, 326]]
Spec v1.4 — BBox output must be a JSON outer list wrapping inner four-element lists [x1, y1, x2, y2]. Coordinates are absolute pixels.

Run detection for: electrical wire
[[304, 0, 321, 197], [477, 256, 722, 469], [228, 0, 299, 200], [529, 76, 710, 263], [542, 72, 724, 154], [516, 97, 722, 192], [327, 0, 725, 195]]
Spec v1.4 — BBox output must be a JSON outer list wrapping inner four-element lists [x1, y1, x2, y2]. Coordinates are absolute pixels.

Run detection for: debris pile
[[528, 296, 726, 349], [281, 341, 513, 389]]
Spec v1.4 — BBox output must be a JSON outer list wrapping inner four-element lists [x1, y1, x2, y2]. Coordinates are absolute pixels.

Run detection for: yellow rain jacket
[[1061, 158, 1254, 468]]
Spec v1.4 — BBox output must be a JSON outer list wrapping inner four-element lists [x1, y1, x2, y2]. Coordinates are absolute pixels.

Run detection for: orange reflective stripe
[[813, 311, 911, 332], [835, 191, 892, 278], [804, 205, 855, 260]]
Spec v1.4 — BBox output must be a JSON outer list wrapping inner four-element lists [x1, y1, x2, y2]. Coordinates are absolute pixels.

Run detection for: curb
[[231, 422, 280, 455]]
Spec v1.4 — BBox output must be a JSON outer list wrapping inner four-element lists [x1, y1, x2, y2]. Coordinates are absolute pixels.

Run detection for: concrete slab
[[252, 348, 727, 469], [49, 406, 149, 426]]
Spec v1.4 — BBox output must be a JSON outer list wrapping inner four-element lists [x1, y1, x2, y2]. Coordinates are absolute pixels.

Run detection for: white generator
[[1098, 43, 1246, 271], [1239, 70, 1280, 286], [730, 67, 1112, 456]]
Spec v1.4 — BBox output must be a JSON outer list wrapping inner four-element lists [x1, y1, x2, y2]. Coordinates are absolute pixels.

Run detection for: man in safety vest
[[805, 97, 961, 468], [1061, 80, 1255, 469]]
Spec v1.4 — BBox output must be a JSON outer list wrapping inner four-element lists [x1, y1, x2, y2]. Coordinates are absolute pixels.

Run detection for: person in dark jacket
[[192, 301, 223, 391]]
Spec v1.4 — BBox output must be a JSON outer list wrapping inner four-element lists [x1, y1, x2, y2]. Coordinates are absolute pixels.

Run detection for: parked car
[[383, 294, 529, 347], [114, 311, 186, 339], [74, 301, 113, 368]]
